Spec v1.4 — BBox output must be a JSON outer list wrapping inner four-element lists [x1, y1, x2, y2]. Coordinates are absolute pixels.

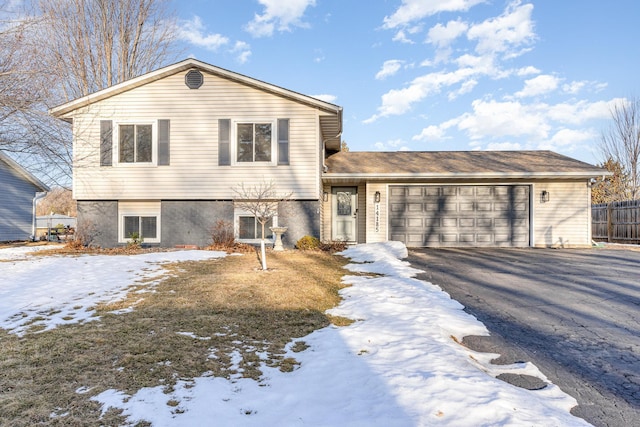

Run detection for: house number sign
[[374, 202, 380, 233]]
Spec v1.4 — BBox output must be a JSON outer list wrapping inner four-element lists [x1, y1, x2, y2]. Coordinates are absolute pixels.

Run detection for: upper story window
[[218, 119, 287, 167], [119, 124, 152, 163], [237, 122, 273, 163]]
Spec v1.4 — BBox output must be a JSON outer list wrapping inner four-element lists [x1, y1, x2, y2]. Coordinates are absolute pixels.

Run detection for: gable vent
[[185, 69, 203, 89]]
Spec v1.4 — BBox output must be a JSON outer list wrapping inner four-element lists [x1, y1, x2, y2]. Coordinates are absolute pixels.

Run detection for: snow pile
[[87, 242, 588, 426], [0, 247, 226, 335]]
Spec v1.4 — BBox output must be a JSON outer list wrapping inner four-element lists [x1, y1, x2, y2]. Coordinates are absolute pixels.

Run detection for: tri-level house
[[51, 58, 606, 248]]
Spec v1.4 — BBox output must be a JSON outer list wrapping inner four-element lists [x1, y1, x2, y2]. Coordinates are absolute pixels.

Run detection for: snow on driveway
[[0, 243, 590, 426]]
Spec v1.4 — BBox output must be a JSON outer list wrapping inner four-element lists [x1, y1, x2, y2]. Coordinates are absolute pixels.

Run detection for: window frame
[[114, 121, 157, 166], [118, 202, 161, 244], [231, 119, 277, 166], [234, 208, 277, 244]]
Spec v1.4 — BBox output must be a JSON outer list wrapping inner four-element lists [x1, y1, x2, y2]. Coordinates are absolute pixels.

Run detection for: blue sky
[[171, 0, 639, 164]]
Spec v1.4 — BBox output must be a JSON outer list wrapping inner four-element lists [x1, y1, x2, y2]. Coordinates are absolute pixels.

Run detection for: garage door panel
[[460, 218, 475, 227], [477, 234, 493, 243], [390, 187, 406, 197], [407, 218, 423, 227], [390, 218, 405, 227], [408, 187, 423, 196], [441, 234, 458, 243], [389, 185, 530, 247], [442, 218, 457, 227], [443, 187, 457, 196]]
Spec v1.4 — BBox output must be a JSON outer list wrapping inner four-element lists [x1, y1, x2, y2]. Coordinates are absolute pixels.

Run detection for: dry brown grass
[[0, 250, 350, 426]]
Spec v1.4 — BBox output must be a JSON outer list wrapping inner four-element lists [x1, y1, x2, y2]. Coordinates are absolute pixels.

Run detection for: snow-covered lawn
[[0, 243, 589, 426]]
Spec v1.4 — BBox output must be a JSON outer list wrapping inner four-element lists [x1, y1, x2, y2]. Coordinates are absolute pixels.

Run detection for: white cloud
[[546, 99, 616, 124], [374, 139, 410, 151], [456, 99, 550, 140], [448, 79, 478, 99], [232, 41, 252, 64], [549, 128, 597, 147], [383, 0, 486, 29], [515, 74, 560, 98], [412, 125, 447, 141], [177, 16, 251, 63], [365, 65, 485, 123], [516, 66, 540, 76], [562, 80, 608, 95], [310, 94, 337, 103], [245, 0, 316, 37], [376, 60, 404, 80], [467, 1, 535, 57], [427, 19, 468, 48], [176, 16, 229, 51]]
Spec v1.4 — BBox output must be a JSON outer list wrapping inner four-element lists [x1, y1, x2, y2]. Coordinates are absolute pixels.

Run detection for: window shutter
[[158, 119, 170, 165], [219, 119, 230, 166], [278, 119, 289, 165], [100, 120, 113, 166]]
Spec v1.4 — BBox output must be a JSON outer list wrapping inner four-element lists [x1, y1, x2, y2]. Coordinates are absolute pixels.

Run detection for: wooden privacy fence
[[592, 200, 640, 243]]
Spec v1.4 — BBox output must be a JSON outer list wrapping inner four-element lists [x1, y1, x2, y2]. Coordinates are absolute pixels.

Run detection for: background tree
[[36, 187, 77, 216], [600, 96, 640, 201], [0, 0, 178, 186], [591, 158, 627, 204], [233, 181, 292, 271]]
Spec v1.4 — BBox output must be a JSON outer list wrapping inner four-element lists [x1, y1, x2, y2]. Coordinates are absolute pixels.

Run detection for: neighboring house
[[50, 58, 606, 248], [0, 152, 49, 242]]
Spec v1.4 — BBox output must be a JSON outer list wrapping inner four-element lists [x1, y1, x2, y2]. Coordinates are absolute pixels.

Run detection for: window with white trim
[[234, 208, 276, 242], [234, 121, 275, 164], [118, 202, 161, 243], [124, 216, 157, 240]]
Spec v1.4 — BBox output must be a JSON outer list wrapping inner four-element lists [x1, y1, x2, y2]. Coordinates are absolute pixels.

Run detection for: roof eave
[[323, 171, 611, 181], [0, 152, 50, 191]]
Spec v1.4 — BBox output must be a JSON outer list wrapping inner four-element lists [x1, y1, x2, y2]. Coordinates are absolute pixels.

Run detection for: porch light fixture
[[374, 191, 381, 203], [323, 191, 329, 202], [541, 190, 550, 203]]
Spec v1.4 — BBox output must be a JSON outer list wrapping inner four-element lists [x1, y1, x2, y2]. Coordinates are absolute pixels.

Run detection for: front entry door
[[332, 187, 357, 242]]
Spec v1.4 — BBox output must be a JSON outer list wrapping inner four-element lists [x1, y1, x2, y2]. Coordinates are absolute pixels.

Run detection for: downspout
[[321, 107, 343, 172], [31, 191, 47, 241]]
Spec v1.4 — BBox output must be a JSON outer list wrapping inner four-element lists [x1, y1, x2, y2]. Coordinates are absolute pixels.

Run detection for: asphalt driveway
[[407, 247, 640, 427]]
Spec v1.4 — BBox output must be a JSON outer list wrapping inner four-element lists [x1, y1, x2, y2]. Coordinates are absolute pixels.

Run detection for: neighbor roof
[[324, 151, 607, 179], [0, 151, 49, 192]]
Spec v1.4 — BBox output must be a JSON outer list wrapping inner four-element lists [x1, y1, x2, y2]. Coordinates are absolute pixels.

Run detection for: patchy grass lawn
[[0, 249, 350, 426]]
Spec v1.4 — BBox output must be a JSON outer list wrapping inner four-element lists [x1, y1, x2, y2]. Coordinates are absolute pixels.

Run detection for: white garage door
[[389, 185, 530, 247]]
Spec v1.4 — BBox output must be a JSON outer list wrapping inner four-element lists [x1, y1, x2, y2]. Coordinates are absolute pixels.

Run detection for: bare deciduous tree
[[233, 181, 292, 271], [0, 0, 178, 186], [36, 0, 178, 100], [600, 97, 640, 201], [36, 187, 77, 216]]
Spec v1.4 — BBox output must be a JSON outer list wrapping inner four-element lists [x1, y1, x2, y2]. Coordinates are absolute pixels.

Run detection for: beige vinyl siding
[[365, 183, 387, 243], [321, 183, 331, 241], [533, 180, 591, 247], [71, 71, 324, 200]]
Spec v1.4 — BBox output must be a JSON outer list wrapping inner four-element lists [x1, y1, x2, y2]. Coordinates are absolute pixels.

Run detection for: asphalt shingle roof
[[324, 150, 604, 177]]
